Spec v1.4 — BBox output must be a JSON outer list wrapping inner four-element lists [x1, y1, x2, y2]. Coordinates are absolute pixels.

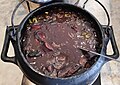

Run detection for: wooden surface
[[0, 0, 120, 85]]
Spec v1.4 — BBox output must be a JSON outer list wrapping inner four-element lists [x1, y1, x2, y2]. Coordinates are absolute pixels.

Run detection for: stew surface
[[21, 8, 100, 78]]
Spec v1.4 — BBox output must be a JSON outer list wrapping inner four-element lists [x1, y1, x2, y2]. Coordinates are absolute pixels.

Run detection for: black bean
[[67, 64, 82, 76], [58, 67, 71, 77], [50, 69, 57, 77], [28, 50, 42, 57]]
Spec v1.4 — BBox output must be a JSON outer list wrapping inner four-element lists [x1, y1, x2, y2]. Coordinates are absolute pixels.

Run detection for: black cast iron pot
[[1, 2, 119, 85]]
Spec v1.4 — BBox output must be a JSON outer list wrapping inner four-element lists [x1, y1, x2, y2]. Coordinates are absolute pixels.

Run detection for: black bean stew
[[21, 8, 101, 78]]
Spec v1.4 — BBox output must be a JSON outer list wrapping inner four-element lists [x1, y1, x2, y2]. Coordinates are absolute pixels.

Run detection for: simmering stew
[[21, 8, 100, 78]]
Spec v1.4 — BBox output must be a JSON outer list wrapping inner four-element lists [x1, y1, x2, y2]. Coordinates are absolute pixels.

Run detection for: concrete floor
[[0, 0, 120, 85]]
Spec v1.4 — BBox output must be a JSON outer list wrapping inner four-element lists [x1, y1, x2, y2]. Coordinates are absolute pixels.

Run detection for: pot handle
[[83, 0, 110, 28], [107, 26, 119, 59], [1, 26, 16, 64], [103, 26, 119, 60]]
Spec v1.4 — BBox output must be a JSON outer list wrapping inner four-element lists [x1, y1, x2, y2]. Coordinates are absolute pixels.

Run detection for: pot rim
[[17, 2, 105, 80]]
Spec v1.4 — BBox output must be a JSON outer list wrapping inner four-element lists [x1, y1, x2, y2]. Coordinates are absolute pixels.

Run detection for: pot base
[[21, 75, 101, 85]]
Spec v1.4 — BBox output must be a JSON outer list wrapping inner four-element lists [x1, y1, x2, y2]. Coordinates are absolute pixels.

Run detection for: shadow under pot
[[1, 3, 119, 85]]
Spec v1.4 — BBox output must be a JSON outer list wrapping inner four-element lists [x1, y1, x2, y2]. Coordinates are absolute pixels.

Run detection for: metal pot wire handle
[[11, 0, 26, 37], [83, 0, 110, 29], [74, 0, 80, 6], [11, 0, 80, 37], [11, 0, 110, 37]]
